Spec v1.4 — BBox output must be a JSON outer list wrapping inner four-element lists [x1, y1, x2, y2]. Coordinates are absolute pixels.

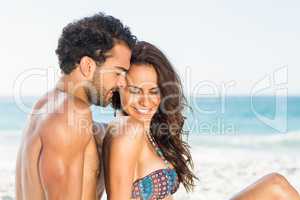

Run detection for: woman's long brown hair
[[112, 41, 198, 191]]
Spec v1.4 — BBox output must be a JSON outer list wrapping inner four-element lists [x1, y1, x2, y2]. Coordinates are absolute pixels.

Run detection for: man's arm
[[93, 122, 108, 199], [39, 103, 93, 200]]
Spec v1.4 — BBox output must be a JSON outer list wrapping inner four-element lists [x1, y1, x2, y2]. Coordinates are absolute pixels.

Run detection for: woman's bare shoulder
[[106, 116, 144, 138]]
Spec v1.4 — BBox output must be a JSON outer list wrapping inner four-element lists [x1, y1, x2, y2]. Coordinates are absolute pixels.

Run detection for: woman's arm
[[104, 117, 144, 200]]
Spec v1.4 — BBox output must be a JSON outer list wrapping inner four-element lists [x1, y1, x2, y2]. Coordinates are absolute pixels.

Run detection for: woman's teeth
[[134, 107, 151, 114]]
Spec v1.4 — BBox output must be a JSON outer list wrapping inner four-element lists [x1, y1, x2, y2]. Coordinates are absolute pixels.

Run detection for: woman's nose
[[139, 95, 151, 107]]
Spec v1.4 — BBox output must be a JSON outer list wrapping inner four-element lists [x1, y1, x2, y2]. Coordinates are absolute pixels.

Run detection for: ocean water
[[1, 96, 300, 150], [0, 96, 300, 200]]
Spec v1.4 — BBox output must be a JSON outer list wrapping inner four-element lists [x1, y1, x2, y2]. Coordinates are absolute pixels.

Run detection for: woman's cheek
[[153, 96, 161, 107]]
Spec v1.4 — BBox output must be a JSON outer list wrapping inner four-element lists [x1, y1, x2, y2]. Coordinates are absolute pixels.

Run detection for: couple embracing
[[16, 13, 300, 200]]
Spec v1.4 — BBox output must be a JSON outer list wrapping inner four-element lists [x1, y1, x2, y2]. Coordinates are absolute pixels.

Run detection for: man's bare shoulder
[[40, 95, 93, 149]]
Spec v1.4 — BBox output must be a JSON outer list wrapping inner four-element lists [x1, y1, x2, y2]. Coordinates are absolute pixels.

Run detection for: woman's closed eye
[[149, 89, 160, 95], [128, 86, 142, 94], [127, 86, 160, 96]]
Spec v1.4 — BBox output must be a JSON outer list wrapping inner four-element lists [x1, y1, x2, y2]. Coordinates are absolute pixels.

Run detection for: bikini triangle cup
[[131, 130, 180, 200]]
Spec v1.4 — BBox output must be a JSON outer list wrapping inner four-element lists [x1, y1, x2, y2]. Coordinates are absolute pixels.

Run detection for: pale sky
[[1, 0, 299, 96]]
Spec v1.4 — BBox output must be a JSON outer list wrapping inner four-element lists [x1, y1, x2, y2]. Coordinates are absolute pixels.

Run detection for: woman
[[102, 41, 300, 200], [102, 41, 197, 200]]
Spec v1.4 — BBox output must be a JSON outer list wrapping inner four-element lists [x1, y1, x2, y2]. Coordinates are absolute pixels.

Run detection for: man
[[16, 13, 136, 200]]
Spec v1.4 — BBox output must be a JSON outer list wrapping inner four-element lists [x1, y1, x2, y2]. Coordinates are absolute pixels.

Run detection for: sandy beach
[[1, 132, 300, 200], [174, 146, 300, 200]]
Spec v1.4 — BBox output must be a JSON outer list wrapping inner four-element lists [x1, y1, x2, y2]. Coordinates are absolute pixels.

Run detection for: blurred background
[[0, 0, 299, 199]]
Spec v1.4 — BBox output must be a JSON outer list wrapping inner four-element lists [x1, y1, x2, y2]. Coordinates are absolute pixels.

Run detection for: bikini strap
[[146, 130, 171, 169]]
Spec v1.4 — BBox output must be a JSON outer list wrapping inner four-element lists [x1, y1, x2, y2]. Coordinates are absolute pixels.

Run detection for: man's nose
[[116, 75, 127, 89]]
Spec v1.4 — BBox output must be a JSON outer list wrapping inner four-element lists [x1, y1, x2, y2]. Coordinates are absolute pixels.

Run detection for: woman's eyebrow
[[128, 85, 159, 90], [149, 87, 159, 91], [127, 85, 142, 89]]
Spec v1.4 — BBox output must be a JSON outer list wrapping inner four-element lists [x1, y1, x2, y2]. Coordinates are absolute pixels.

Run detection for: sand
[[1, 134, 299, 200]]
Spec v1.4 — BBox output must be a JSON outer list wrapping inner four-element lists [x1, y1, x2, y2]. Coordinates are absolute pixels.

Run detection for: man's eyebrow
[[114, 66, 128, 73]]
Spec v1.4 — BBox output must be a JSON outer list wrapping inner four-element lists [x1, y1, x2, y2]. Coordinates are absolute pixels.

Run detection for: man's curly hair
[[56, 12, 137, 74]]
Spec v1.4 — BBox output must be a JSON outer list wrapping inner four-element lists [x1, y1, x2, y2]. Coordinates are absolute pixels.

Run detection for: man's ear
[[78, 56, 96, 79]]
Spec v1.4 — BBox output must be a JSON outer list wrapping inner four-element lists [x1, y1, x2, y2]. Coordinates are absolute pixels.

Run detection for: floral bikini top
[[131, 131, 180, 200]]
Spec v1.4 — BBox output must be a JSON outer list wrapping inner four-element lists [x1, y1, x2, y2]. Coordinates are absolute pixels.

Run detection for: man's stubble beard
[[85, 73, 107, 107]]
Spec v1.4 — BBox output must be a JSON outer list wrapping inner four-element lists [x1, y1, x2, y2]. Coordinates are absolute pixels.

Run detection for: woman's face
[[120, 64, 161, 123]]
